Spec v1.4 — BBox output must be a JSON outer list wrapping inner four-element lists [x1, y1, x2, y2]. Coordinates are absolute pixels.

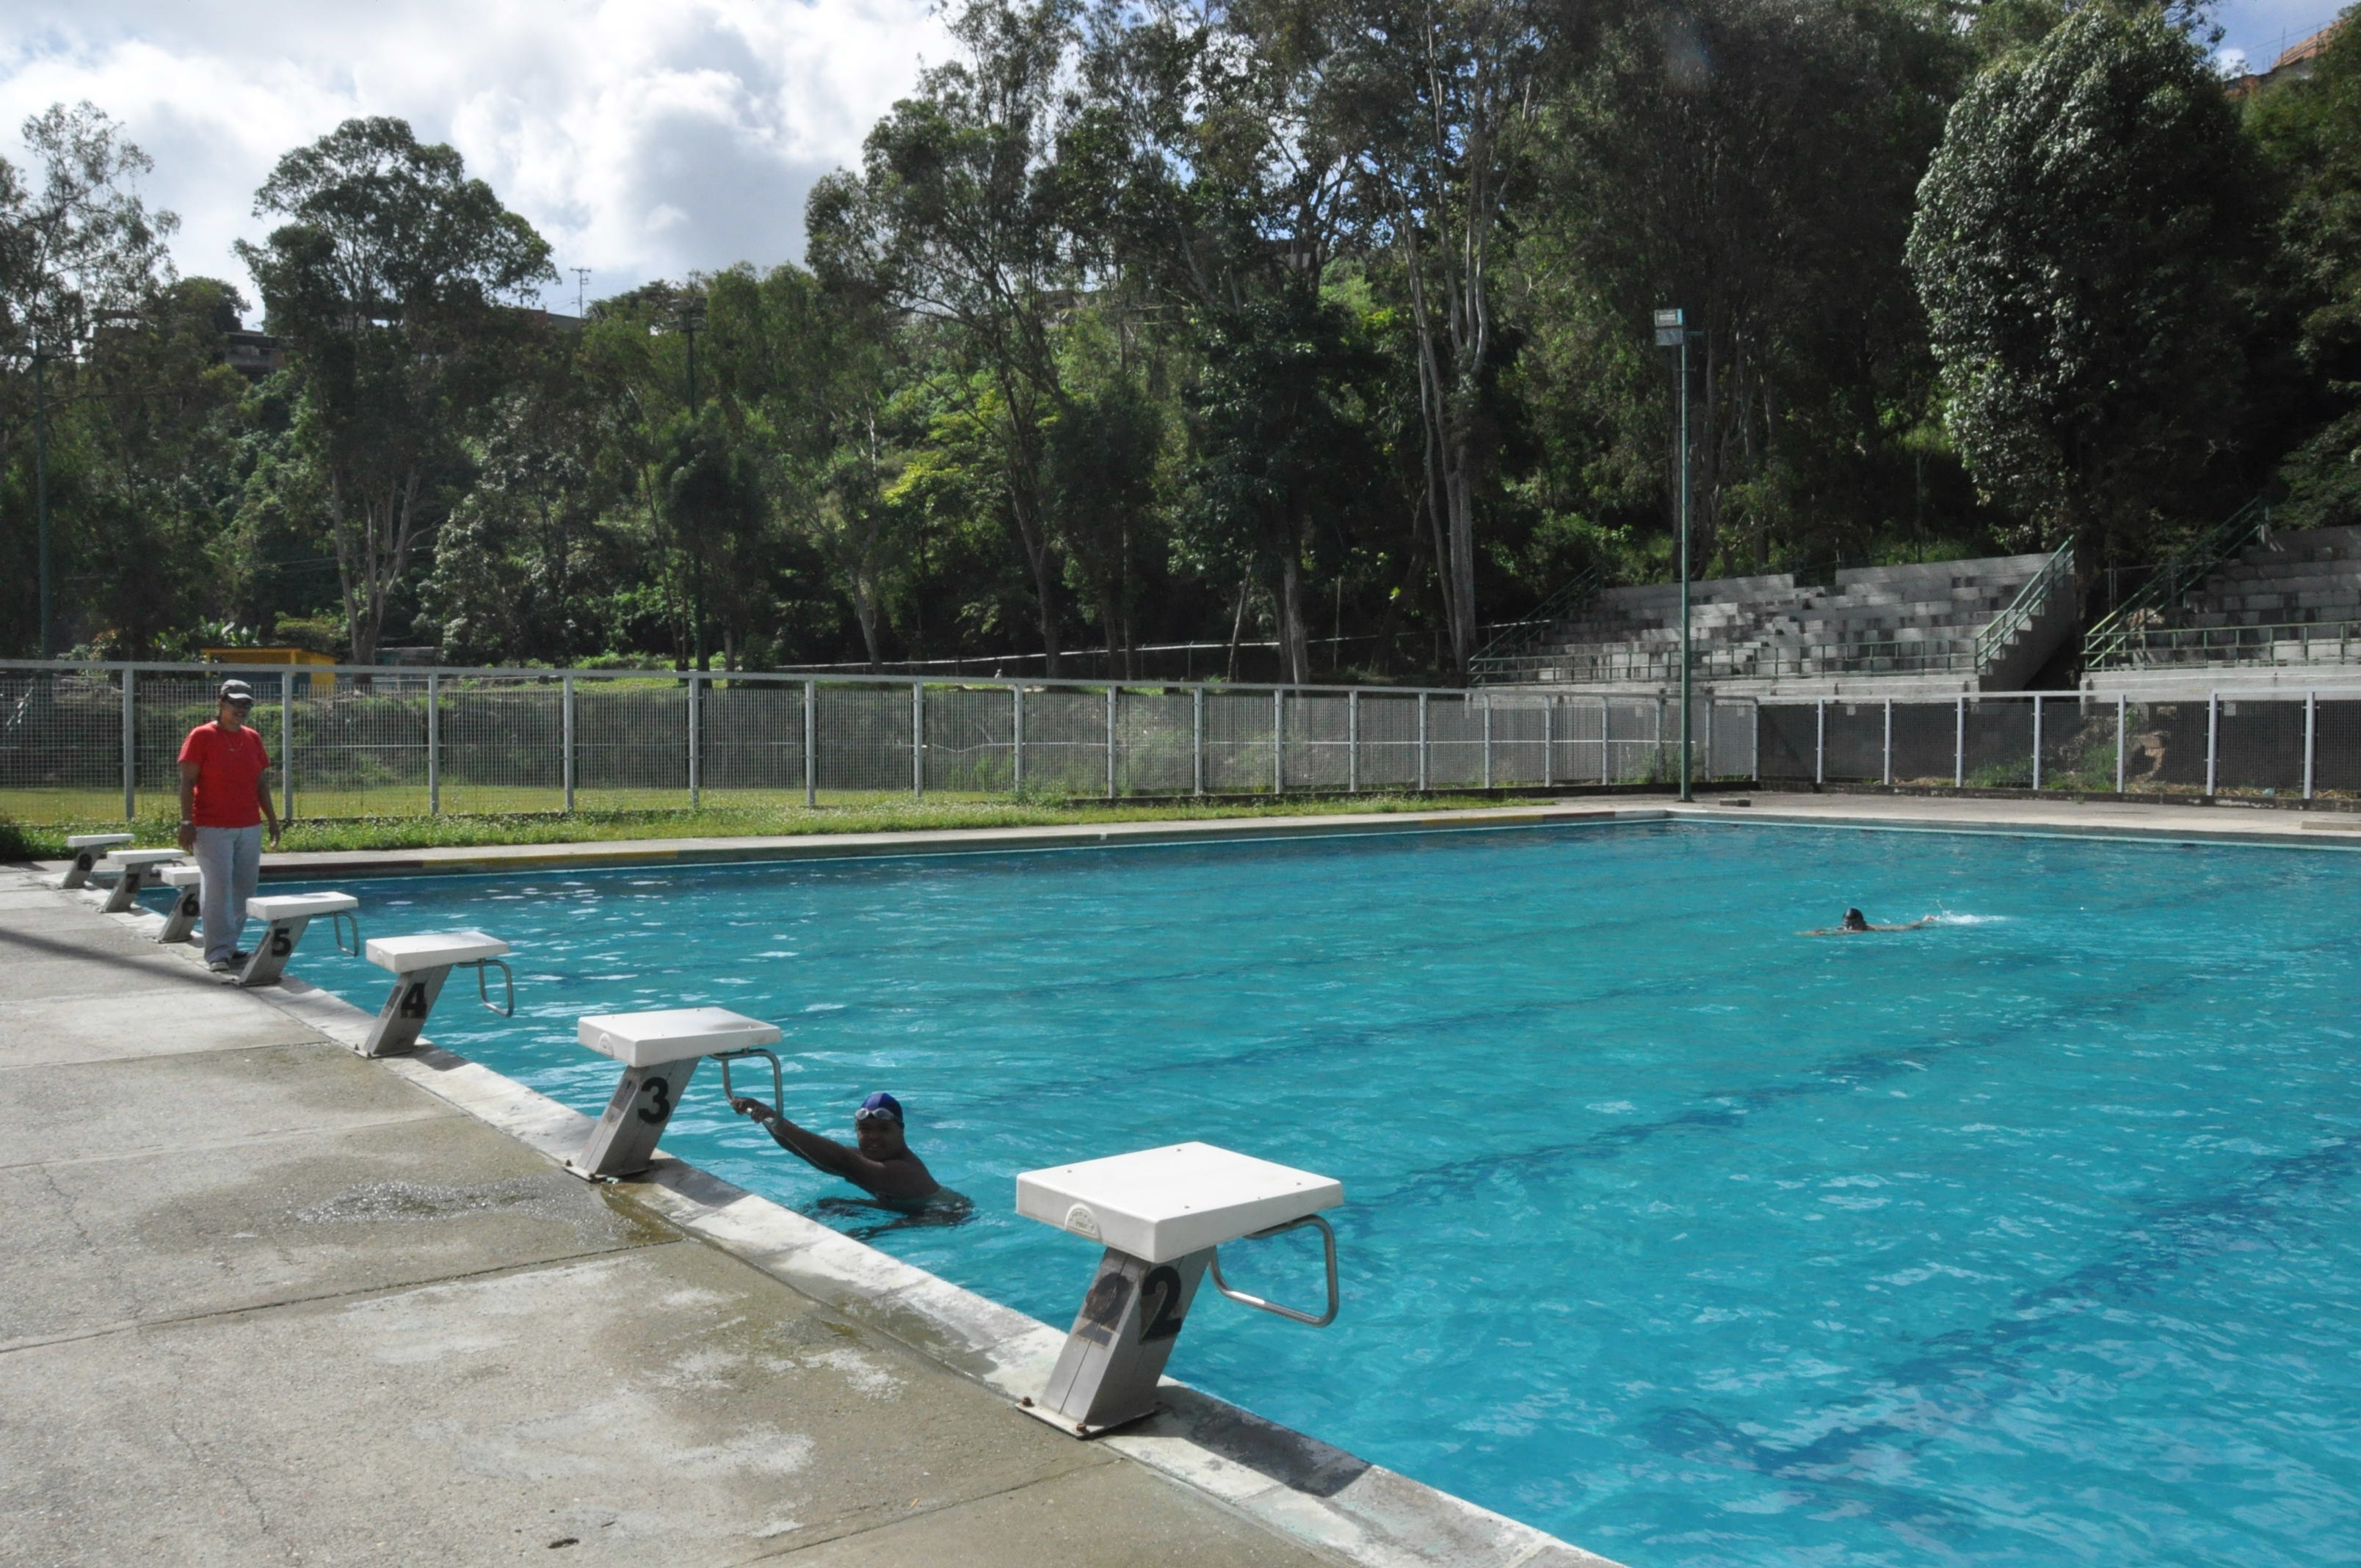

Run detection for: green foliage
[[238, 117, 556, 663], [2248, 8, 2361, 529], [1909, 4, 2263, 553], [21, 0, 2361, 678]]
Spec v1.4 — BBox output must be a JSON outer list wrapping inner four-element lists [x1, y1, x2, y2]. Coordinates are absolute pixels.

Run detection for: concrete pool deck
[[6, 788, 2343, 1565], [0, 859, 1614, 1568]]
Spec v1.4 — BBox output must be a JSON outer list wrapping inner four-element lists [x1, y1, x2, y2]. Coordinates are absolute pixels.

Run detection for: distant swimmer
[[730, 1090, 967, 1222], [1802, 907, 1932, 935]]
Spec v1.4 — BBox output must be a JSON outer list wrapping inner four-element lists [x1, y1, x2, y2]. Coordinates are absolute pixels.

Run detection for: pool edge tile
[[229, 959, 1628, 1568]]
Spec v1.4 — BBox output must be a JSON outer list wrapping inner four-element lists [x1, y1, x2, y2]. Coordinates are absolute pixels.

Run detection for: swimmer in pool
[[730, 1090, 967, 1220], [1802, 907, 1932, 934]]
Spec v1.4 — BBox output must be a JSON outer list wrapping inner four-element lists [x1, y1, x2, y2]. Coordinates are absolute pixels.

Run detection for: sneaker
[[208, 957, 236, 973], [229, 950, 253, 963]]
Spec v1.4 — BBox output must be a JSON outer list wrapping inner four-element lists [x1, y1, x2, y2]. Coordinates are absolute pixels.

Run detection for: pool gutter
[[73, 884, 1622, 1568]]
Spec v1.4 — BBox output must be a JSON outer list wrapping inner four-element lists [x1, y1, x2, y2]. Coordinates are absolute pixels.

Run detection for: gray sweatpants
[[195, 824, 263, 965]]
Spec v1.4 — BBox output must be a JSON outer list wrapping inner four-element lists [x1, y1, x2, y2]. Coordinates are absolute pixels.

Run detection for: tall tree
[[1317, 0, 1564, 673], [0, 102, 184, 654], [2247, 8, 2361, 529], [239, 117, 554, 663], [808, 0, 1082, 672], [1908, 4, 2261, 554]]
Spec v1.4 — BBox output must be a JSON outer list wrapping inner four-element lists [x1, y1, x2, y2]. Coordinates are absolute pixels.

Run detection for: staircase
[[2083, 503, 2361, 688]]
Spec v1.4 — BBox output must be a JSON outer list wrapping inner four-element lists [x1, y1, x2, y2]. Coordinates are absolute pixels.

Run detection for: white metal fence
[[12, 662, 2352, 826], [0, 661, 1755, 827], [1758, 690, 2361, 798]]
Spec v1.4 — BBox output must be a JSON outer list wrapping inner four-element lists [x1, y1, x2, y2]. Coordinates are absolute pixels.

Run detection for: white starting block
[[567, 1007, 782, 1180], [61, 833, 133, 889], [236, 892, 360, 986], [101, 849, 184, 913], [1015, 1142, 1343, 1436], [156, 865, 204, 943], [356, 931, 514, 1058]]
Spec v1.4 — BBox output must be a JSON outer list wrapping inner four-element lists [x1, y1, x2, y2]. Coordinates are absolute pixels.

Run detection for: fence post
[[280, 670, 295, 824], [2031, 694, 2043, 792], [1482, 693, 1494, 789], [804, 680, 818, 807], [1105, 684, 1117, 800], [427, 670, 440, 815], [2125, 699, 2144, 798], [1191, 686, 1203, 796], [1814, 698, 1826, 785], [562, 673, 576, 813], [1349, 689, 1362, 794], [1654, 696, 1664, 785], [1602, 696, 1611, 784], [1751, 697, 1761, 783], [1882, 698, 1893, 788], [1539, 694, 1551, 789], [1702, 697, 1713, 786], [1954, 695, 1966, 789], [2305, 689, 2318, 800], [120, 667, 135, 822], [1272, 688, 1284, 796], [1418, 693, 1430, 791], [2206, 691, 2220, 796], [913, 680, 925, 802], [688, 673, 701, 808]]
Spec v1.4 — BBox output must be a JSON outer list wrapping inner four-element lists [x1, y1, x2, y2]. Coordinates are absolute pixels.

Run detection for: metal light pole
[[1653, 308, 1695, 801], [32, 345, 52, 658]]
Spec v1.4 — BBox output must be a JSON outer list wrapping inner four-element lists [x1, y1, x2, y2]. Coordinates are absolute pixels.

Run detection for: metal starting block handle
[[1016, 1142, 1343, 1437], [714, 1048, 785, 1108], [1209, 1213, 1340, 1326], [101, 849, 185, 913], [357, 932, 512, 1058], [236, 892, 360, 987], [567, 1008, 782, 1180], [156, 865, 203, 943], [61, 834, 132, 890]]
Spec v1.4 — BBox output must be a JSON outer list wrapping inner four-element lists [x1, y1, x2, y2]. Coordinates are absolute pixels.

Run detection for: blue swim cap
[[857, 1091, 904, 1124]]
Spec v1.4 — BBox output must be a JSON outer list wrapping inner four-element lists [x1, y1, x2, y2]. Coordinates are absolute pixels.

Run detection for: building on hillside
[[2227, 19, 2344, 99]]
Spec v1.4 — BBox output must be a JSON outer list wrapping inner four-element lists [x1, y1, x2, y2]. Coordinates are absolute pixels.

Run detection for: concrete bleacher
[[2184, 526, 2361, 631], [2083, 525, 2361, 694], [1480, 553, 2067, 694]]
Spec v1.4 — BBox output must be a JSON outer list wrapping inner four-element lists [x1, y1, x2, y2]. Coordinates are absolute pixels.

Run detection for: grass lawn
[[0, 790, 1539, 860]]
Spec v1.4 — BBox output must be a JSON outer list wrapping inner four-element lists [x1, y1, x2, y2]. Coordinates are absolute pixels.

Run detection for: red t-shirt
[[178, 722, 270, 828]]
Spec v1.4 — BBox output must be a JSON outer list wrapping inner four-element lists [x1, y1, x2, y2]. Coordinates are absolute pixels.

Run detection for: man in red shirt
[[177, 678, 283, 972]]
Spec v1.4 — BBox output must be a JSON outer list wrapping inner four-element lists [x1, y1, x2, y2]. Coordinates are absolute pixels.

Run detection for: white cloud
[[0, 0, 946, 319]]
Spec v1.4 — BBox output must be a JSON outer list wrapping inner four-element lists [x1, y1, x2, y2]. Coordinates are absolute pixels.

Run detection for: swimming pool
[[259, 820, 2361, 1567]]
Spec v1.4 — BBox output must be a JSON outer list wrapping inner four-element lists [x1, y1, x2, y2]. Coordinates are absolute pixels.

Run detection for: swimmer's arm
[[732, 1098, 935, 1199], [733, 1098, 861, 1178]]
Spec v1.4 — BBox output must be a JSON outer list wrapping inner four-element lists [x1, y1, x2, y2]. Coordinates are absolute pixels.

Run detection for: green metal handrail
[[1974, 537, 2076, 672], [2089, 617, 2361, 668], [1495, 635, 1981, 684], [2083, 496, 2274, 669], [1469, 564, 1611, 683]]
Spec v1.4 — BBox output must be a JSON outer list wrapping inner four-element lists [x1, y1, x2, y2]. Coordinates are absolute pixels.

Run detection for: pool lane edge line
[[211, 802, 1672, 882], [1658, 803, 2361, 854], [70, 881, 1624, 1568]]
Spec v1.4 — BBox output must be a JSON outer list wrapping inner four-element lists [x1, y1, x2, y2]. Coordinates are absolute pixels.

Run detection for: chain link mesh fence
[[29, 658, 2361, 830]]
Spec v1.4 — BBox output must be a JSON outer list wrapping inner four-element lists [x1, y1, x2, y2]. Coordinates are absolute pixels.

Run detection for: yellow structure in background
[[201, 647, 338, 692]]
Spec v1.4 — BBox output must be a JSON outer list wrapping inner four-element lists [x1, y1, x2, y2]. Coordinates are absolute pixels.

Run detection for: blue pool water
[[258, 821, 2361, 1567]]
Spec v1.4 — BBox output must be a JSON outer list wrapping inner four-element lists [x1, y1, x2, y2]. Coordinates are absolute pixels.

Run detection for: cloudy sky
[[0, 0, 2342, 324], [0, 0, 949, 319]]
